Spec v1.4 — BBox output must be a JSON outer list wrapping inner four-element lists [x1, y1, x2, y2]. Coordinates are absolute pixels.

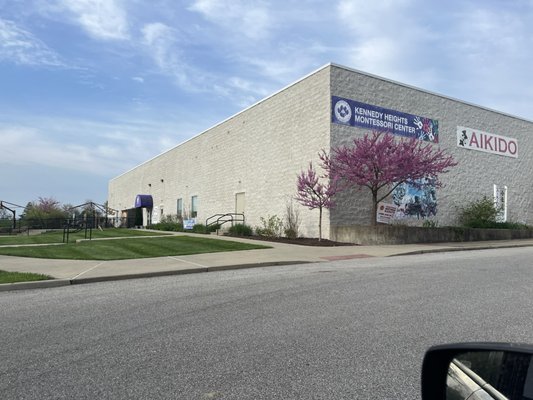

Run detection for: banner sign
[[376, 202, 398, 224], [183, 219, 196, 230], [457, 126, 518, 158], [332, 96, 439, 143], [494, 184, 508, 222]]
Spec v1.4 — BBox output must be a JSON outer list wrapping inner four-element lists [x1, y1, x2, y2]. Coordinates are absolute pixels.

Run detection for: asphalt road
[[1, 247, 533, 399]]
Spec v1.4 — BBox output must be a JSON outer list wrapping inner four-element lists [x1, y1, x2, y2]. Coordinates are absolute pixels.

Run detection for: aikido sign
[[457, 126, 518, 158]]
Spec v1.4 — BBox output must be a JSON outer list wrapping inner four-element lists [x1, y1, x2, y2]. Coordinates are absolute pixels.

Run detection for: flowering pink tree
[[295, 162, 336, 241], [23, 197, 69, 228], [321, 131, 457, 225]]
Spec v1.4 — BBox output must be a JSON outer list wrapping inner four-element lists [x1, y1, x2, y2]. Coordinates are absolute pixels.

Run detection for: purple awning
[[135, 194, 153, 208]]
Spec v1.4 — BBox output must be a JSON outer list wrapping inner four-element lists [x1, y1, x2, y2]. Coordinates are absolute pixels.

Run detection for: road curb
[[206, 261, 312, 272], [0, 279, 71, 292], [391, 243, 533, 256], [70, 267, 208, 285], [71, 261, 312, 284], [0, 261, 311, 292]]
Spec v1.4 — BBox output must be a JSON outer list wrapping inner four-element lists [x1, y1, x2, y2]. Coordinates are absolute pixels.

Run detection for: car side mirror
[[422, 343, 533, 400]]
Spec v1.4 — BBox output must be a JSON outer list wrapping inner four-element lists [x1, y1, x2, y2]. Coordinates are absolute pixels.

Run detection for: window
[[191, 195, 198, 218], [177, 198, 183, 217]]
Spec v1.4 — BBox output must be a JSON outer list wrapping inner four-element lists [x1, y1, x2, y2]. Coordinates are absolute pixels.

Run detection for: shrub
[[150, 222, 184, 232], [501, 222, 530, 230], [284, 228, 298, 240], [457, 197, 530, 229], [255, 215, 284, 237], [192, 223, 207, 234], [161, 214, 181, 224], [150, 222, 183, 232], [206, 223, 221, 233], [464, 221, 530, 229], [149, 214, 183, 232], [0, 219, 13, 229], [228, 223, 253, 236], [149, 214, 183, 231], [284, 200, 300, 239], [422, 220, 439, 228], [458, 196, 499, 228]]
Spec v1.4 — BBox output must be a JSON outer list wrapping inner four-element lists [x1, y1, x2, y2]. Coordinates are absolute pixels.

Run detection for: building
[[108, 63, 533, 239]]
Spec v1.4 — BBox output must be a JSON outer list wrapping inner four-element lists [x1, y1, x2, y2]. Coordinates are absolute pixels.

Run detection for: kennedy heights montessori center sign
[[332, 96, 439, 143], [457, 126, 518, 158]]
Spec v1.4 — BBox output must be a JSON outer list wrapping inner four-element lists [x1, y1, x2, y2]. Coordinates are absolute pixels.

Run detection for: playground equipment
[[62, 202, 120, 243], [0, 201, 25, 234]]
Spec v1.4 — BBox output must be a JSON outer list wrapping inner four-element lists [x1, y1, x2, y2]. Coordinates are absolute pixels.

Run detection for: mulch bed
[[226, 235, 356, 247]]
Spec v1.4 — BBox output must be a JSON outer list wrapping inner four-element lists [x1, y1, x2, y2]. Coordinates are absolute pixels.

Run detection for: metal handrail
[[205, 213, 245, 233]]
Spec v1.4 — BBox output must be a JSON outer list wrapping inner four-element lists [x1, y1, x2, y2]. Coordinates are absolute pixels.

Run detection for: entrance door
[[235, 192, 245, 215]]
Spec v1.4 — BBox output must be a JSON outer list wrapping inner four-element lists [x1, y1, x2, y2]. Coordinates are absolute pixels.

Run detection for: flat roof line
[[330, 62, 533, 125], [111, 62, 532, 183], [110, 63, 333, 181]]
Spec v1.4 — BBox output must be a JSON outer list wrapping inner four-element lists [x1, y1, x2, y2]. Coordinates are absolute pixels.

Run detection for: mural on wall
[[331, 96, 439, 143], [392, 178, 438, 219]]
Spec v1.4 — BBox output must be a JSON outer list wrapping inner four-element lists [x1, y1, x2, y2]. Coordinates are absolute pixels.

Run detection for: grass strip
[[0, 228, 171, 246], [0, 235, 270, 260], [0, 270, 52, 284]]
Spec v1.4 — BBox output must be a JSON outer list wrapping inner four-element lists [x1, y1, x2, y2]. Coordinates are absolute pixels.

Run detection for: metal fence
[[0, 216, 139, 235]]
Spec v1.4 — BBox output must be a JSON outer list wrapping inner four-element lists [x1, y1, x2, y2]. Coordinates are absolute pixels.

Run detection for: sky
[[1, 0, 533, 210]]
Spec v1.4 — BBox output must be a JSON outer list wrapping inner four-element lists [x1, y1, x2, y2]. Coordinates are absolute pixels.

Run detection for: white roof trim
[[110, 63, 333, 181], [111, 62, 532, 182], [330, 62, 533, 125]]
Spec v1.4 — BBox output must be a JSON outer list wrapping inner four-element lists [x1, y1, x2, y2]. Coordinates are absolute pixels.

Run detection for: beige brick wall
[[109, 66, 332, 238], [109, 63, 533, 238], [329, 64, 533, 227]]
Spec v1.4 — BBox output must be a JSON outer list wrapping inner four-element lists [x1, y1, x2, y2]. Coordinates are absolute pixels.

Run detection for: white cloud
[[237, 46, 325, 88], [332, 0, 533, 119], [141, 22, 192, 87], [350, 36, 403, 75], [0, 116, 183, 177], [132, 76, 144, 83], [139, 19, 287, 98], [337, 0, 413, 36], [188, 0, 272, 40], [139, 22, 226, 94], [187, 1, 332, 95], [0, 126, 100, 172], [208, 77, 269, 108], [227, 76, 269, 97], [0, 18, 66, 67], [335, 0, 435, 83], [442, 5, 533, 118], [55, 0, 129, 40]]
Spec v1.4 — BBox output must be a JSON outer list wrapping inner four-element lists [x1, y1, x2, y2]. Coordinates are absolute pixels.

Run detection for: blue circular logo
[[334, 100, 351, 124]]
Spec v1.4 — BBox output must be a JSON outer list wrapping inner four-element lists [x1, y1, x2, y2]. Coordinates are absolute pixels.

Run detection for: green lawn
[[0, 270, 52, 284], [0, 235, 270, 260], [0, 228, 171, 246]]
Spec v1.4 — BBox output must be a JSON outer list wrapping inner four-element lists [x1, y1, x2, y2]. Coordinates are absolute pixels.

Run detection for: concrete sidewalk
[[2, 232, 533, 291]]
